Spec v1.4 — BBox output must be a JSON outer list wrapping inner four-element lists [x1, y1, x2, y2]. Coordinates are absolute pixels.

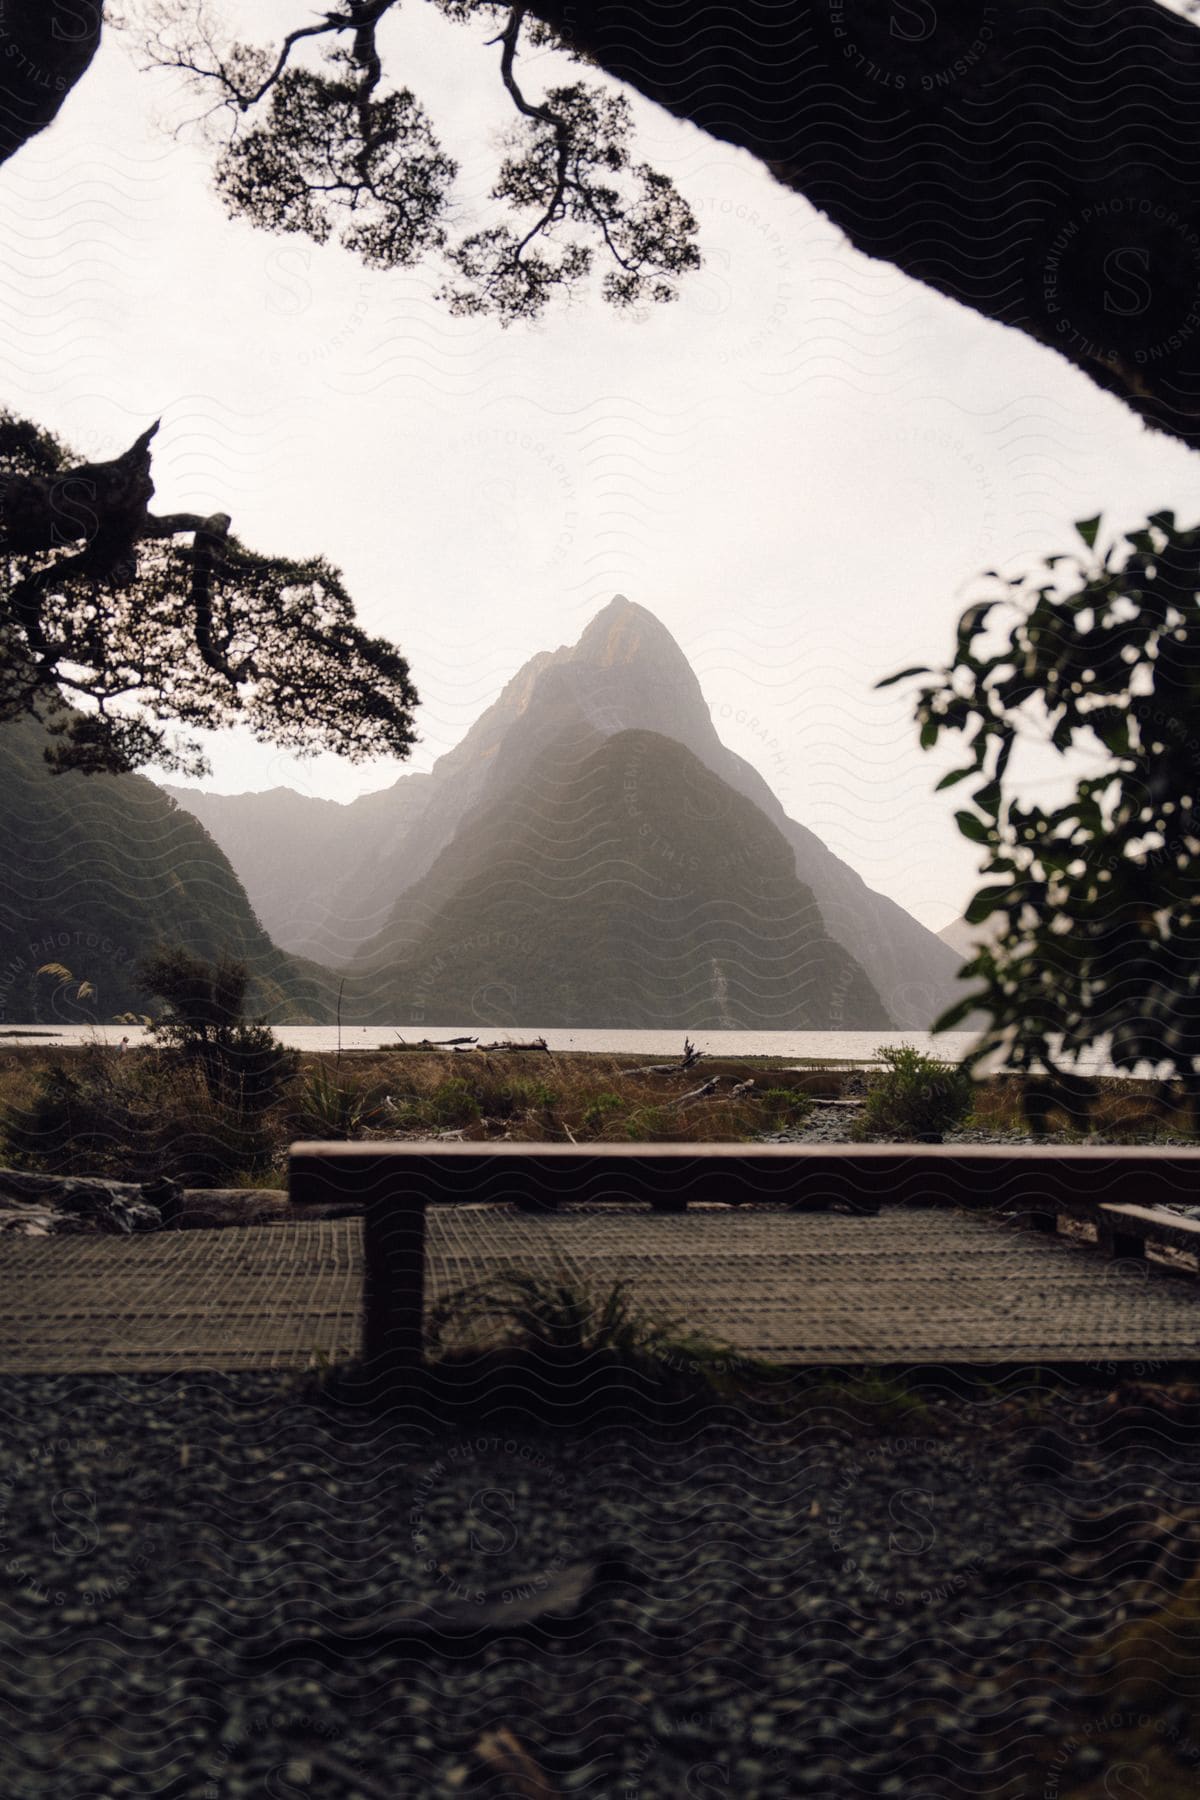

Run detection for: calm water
[[0, 1024, 1101, 1068]]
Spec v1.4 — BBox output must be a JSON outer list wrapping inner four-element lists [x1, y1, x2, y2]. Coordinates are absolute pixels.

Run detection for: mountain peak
[[571, 595, 690, 672]]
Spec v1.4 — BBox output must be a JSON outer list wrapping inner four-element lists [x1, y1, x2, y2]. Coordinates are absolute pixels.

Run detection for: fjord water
[[0, 1025, 1017, 1064]]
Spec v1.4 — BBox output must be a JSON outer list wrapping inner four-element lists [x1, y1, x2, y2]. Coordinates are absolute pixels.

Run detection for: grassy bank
[[0, 1041, 1196, 1193]]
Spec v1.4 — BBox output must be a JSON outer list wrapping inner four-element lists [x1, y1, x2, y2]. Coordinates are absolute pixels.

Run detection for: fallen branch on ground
[[239, 1552, 636, 1666], [472, 1729, 563, 1800], [669, 1077, 721, 1108]]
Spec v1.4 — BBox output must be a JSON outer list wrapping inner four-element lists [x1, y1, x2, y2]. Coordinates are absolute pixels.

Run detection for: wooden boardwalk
[[0, 1203, 1198, 1372]]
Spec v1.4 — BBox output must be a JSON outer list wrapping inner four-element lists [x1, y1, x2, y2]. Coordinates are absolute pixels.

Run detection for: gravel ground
[[764, 1104, 1200, 1149], [2, 1372, 1199, 1798]]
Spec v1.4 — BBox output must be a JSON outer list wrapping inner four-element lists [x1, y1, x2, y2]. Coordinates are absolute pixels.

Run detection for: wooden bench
[[1024, 1195, 1200, 1261], [288, 1141, 1200, 1371]]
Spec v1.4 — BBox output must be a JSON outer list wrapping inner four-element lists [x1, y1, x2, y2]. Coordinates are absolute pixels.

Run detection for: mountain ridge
[[346, 726, 889, 1028], [0, 713, 329, 1023], [168, 597, 965, 1027]]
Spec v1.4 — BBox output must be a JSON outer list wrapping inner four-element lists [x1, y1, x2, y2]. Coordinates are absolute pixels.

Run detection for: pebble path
[[1, 1371, 1197, 1797]]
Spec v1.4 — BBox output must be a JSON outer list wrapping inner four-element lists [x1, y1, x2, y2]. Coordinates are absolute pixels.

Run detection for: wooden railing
[[288, 1141, 1200, 1371]]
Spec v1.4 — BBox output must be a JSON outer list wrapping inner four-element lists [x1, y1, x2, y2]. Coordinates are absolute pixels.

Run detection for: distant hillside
[[347, 728, 889, 1029], [0, 714, 329, 1023], [170, 596, 967, 1027], [938, 913, 1002, 961], [165, 777, 433, 962]]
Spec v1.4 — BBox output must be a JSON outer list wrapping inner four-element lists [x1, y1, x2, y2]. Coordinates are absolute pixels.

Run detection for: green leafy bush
[[891, 509, 1200, 1126], [580, 1091, 623, 1134], [139, 948, 298, 1117], [756, 1086, 814, 1131], [858, 1044, 972, 1141], [483, 1076, 559, 1119]]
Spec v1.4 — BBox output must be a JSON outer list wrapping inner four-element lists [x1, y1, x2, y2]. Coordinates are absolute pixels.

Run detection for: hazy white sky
[[4, 1, 1198, 932]]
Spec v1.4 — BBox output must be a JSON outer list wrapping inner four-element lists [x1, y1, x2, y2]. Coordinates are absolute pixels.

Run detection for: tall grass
[[1, 1046, 284, 1186]]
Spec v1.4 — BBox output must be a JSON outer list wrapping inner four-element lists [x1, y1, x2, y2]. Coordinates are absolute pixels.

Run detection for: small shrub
[[580, 1091, 623, 1135], [756, 1086, 814, 1131], [1, 1049, 279, 1186], [289, 1063, 386, 1139], [139, 948, 298, 1118], [858, 1044, 972, 1141], [624, 1104, 670, 1139], [427, 1266, 771, 1402], [428, 1078, 481, 1129], [488, 1077, 559, 1119]]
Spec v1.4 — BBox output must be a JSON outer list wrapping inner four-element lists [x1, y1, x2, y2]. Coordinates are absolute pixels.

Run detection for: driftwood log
[[669, 1077, 721, 1108], [396, 1036, 479, 1049], [0, 1170, 170, 1234], [627, 1038, 706, 1077], [471, 1730, 562, 1800], [0, 1171, 329, 1233]]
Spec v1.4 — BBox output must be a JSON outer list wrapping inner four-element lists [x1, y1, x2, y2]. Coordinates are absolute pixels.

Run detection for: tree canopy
[[0, 410, 418, 774], [135, 0, 1200, 448], [6, 0, 1200, 770], [141, 0, 702, 323], [9, 4, 1200, 433]]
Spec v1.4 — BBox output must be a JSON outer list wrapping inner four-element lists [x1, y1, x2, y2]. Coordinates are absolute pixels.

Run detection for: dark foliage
[[890, 511, 1200, 1121], [0, 411, 419, 775], [142, 1, 700, 325], [215, 55, 455, 270], [11, 3, 1200, 446], [140, 948, 299, 1119]]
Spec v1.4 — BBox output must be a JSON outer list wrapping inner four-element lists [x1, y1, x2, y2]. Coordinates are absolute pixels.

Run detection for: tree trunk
[[528, 0, 1200, 452], [0, 2, 104, 168]]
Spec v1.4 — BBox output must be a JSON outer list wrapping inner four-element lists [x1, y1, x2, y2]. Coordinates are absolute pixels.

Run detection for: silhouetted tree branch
[[0, 413, 419, 776], [140, 0, 701, 321], [139, 0, 1200, 447]]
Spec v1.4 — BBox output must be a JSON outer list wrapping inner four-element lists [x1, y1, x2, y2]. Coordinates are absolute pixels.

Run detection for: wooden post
[[1097, 1222, 1147, 1262], [290, 1145, 427, 1375], [1011, 1204, 1059, 1235]]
